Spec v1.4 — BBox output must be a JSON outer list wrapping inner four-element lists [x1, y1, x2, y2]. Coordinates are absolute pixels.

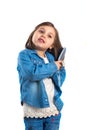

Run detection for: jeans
[[24, 113, 61, 130]]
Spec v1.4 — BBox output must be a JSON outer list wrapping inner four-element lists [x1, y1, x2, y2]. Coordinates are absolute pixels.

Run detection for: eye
[[48, 35, 52, 38], [39, 29, 44, 33]]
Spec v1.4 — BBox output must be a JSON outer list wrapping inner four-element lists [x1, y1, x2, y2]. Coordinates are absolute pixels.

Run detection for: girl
[[17, 21, 66, 130]]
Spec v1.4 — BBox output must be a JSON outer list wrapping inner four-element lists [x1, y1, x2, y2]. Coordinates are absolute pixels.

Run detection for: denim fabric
[[17, 49, 66, 111], [24, 113, 61, 130]]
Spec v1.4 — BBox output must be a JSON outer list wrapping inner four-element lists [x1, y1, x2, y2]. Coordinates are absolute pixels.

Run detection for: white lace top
[[23, 56, 59, 118]]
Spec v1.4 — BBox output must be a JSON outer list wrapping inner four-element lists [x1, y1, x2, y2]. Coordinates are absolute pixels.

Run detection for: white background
[[0, 0, 87, 130]]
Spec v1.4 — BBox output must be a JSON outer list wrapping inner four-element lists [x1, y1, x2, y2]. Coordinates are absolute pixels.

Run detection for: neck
[[36, 50, 46, 58]]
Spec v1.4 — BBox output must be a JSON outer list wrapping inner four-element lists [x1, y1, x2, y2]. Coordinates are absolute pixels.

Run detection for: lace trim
[[23, 103, 59, 118]]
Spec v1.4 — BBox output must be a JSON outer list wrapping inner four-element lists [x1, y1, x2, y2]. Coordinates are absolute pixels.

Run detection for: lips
[[38, 38, 45, 43]]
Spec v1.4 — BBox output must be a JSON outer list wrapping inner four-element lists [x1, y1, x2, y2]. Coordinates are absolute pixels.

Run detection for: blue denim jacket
[[17, 49, 66, 111]]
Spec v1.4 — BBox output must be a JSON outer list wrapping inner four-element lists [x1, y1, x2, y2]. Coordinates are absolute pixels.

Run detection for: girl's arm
[[17, 51, 58, 81], [52, 66, 66, 88]]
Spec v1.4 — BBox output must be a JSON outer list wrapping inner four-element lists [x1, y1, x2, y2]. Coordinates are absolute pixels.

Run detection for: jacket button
[[45, 99, 48, 102]]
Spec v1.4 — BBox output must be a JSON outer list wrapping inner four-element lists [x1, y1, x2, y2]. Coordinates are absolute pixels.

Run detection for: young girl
[[17, 21, 66, 130]]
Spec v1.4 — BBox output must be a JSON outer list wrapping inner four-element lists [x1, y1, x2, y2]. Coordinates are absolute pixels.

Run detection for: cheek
[[49, 41, 54, 48], [32, 34, 37, 44], [32, 32, 40, 44], [49, 39, 54, 46]]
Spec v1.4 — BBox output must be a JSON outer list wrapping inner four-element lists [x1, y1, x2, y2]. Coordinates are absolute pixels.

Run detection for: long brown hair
[[25, 22, 63, 60]]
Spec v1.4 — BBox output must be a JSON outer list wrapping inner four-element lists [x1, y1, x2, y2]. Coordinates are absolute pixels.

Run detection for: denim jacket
[[17, 49, 66, 111]]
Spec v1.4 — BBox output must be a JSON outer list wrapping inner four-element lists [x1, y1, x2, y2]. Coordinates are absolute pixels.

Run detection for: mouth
[[38, 38, 45, 43]]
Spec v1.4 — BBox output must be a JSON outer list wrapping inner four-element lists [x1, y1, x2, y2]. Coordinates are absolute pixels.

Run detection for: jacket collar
[[25, 48, 54, 62]]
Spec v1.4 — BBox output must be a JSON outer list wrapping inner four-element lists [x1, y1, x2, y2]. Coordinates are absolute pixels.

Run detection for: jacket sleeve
[[17, 51, 58, 81], [52, 66, 66, 88]]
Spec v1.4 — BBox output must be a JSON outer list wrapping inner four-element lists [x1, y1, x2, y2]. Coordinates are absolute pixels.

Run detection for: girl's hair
[[25, 21, 63, 60]]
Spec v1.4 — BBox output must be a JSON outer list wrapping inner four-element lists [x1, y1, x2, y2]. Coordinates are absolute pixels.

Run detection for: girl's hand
[[55, 60, 63, 70]]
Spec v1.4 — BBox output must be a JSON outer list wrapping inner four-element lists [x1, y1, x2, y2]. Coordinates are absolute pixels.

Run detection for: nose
[[41, 33, 46, 38]]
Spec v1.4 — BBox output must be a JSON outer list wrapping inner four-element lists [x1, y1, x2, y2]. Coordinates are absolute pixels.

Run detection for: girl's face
[[32, 26, 56, 52]]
